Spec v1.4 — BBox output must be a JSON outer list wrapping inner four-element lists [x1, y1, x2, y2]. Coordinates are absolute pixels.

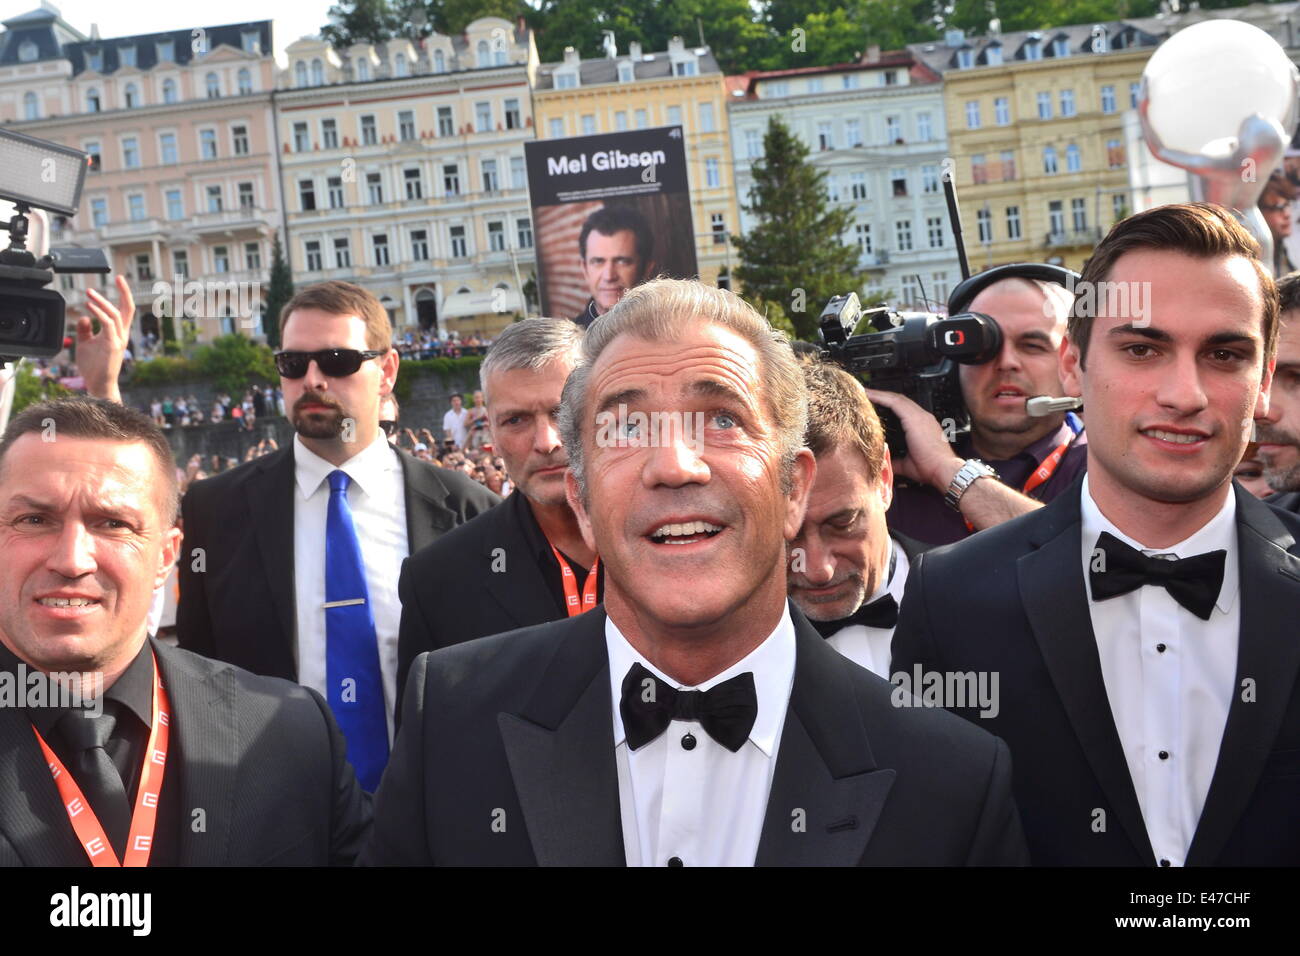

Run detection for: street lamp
[[1138, 18, 1299, 272]]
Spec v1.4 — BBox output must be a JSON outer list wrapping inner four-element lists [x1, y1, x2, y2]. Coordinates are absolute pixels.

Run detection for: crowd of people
[[2, 202, 1300, 870], [393, 328, 492, 360]]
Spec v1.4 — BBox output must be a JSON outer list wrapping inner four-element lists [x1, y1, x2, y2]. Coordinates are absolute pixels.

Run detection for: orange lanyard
[[964, 418, 1082, 533], [32, 649, 171, 867], [550, 545, 600, 616]]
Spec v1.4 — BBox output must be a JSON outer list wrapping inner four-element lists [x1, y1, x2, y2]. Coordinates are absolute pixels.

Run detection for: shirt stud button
[[681, 733, 697, 751], [668, 856, 684, 867], [1159, 750, 1169, 760], [1159, 859, 1171, 867], [1156, 643, 1167, 653]]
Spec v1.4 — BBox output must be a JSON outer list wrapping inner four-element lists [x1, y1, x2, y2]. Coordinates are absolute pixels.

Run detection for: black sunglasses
[[275, 348, 387, 379]]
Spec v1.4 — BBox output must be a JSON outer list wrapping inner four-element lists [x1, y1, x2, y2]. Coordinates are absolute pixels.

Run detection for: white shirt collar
[[1080, 474, 1239, 614], [294, 432, 401, 500], [605, 604, 797, 757]]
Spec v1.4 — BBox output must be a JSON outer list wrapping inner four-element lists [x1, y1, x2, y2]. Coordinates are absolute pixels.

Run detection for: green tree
[[263, 232, 294, 350], [161, 312, 179, 356], [322, 0, 399, 48], [193, 335, 279, 396], [733, 115, 860, 340], [442, 0, 524, 33], [10, 361, 70, 416]]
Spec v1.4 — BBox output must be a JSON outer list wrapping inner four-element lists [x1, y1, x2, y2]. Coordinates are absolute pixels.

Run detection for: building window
[[1107, 139, 1126, 169], [674, 60, 698, 77], [162, 79, 177, 104], [434, 49, 445, 73], [505, 98, 521, 130], [705, 158, 720, 188], [710, 212, 726, 245], [1129, 81, 1140, 109], [128, 194, 146, 222], [555, 73, 577, 90], [977, 207, 992, 243], [206, 73, 220, 98], [295, 62, 308, 87], [91, 198, 108, 227], [207, 185, 224, 213], [482, 159, 499, 193], [245, 242, 261, 271], [160, 133, 178, 165], [957, 48, 974, 69], [895, 219, 913, 252], [1048, 200, 1065, 236], [891, 168, 908, 197], [299, 179, 315, 211], [516, 217, 533, 249], [333, 237, 350, 268], [971, 154, 988, 185], [615, 111, 628, 131], [1006, 205, 1021, 240], [618, 62, 634, 83], [373, 233, 390, 266], [404, 168, 423, 200], [242, 31, 260, 54], [548, 117, 564, 138], [827, 175, 841, 203], [410, 229, 429, 260], [1037, 91, 1052, 120], [123, 45, 143, 70], [87, 88, 101, 112], [994, 97, 1010, 126], [88, 50, 103, 72], [581, 114, 596, 135], [1101, 84, 1116, 114], [842, 73, 860, 90], [921, 165, 938, 194], [1052, 37, 1068, 57], [327, 177, 344, 209], [122, 137, 140, 169], [232, 125, 250, 156], [1113, 192, 1127, 220], [125, 83, 142, 108], [807, 77, 823, 94], [927, 216, 945, 248], [699, 102, 715, 132], [305, 240, 322, 271], [166, 189, 183, 220], [238, 69, 252, 95], [845, 119, 862, 147], [916, 112, 933, 141], [635, 109, 648, 129], [367, 173, 383, 204], [965, 100, 981, 129], [667, 105, 682, 127], [886, 115, 902, 143], [312, 59, 324, 86], [361, 115, 377, 146], [85, 141, 101, 172], [156, 40, 174, 63], [745, 129, 761, 158], [900, 275, 919, 307], [214, 245, 230, 273], [1043, 146, 1058, 175], [238, 182, 255, 210], [1072, 198, 1088, 232], [442, 164, 459, 196], [1000, 150, 1016, 180], [476, 101, 492, 133], [395, 53, 408, 77], [855, 223, 872, 254], [357, 59, 370, 81], [510, 155, 525, 189], [851, 172, 869, 199], [477, 40, 490, 66], [449, 225, 467, 258], [986, 45, 1003, 66], [488, 220, 505, 251], [438, 107, 454, 138], [173, 249, 188, 278], [293, 122, 309, 152], [1024, 39, 1042, 61], [399, 110, 416, 141], [1066, 143, 1081, 173], [1060, 89, 1076, 117]]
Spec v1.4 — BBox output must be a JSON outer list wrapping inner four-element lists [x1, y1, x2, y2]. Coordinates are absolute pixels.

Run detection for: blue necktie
[[324, 469, 388, 791]]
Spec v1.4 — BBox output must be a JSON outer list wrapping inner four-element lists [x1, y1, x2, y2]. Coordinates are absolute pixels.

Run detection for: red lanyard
[[31, 648, 171, 867], [550, 545, 600, 616], [1022, 433, 1074, 497]]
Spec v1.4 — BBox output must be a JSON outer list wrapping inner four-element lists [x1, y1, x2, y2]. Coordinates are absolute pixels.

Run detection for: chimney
[[563, 46, 580, 66], [629, 40, 642, 59], [865, 44, 881, 62], [602, 30, 616, 59], [668, 35, 685, 55]]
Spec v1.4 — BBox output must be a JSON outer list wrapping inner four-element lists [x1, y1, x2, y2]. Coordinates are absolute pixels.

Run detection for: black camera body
[[817, 292, 1003, 457]]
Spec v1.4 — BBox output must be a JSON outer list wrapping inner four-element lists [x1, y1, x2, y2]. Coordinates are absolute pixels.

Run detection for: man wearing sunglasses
[[177, 281, 499, 792]]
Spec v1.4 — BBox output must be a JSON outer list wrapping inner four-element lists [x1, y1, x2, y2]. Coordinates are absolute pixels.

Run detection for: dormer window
[[87, 50, 103, 73], [957, 48, 974, 68], [395, 53, 408, 76], [434, 49, 446, 72], [555, 72, 577, 89], [477, 40, 489, 66], [1051, 37, 1069, 57], [242, 30, 260, 54], [120, 45, 136, 68], [311, 59, 324, 85], [985, 44, 1002, 66], [156, 40, 174, 62], [1024, 39, 1042, 61], [357, 59, 369, 81], [618, 62, 633, 83], [673, 59, 697, 76], [18, 40, 37, 63], [295, 61, 308, 86]]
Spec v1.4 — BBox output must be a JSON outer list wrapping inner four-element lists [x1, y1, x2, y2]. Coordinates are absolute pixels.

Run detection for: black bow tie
[[810, 593, 899, 638], [1089, 531, 1226, 621], [619, 662, 757, 753]]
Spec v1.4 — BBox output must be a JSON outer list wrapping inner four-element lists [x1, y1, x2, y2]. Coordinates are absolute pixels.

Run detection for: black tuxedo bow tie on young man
[[1089, 532, 1226, 621]]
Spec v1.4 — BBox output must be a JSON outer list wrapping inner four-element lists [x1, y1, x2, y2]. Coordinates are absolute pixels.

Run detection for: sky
[[0, 0, 339, 60]]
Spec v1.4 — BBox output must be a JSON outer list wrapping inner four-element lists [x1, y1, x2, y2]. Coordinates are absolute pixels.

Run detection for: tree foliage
[[191, 335, 279, 396], [11, 362, 71, 417], [263, 232, 294, 350], [732, 116, 861, 341]]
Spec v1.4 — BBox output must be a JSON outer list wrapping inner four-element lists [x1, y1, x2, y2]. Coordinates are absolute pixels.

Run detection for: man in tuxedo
[[893, 202, 1300, 866], [788, 361, 927, 678], [1259, 271, 1300, 514], [177, 281, 497, 791], [396, 319, 595, 711], [0, 398, 369, 865], [362, 278, 1028, 866]]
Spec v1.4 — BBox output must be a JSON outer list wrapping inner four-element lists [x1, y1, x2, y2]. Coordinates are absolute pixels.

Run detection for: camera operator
[[871, 276, 1085, 546]]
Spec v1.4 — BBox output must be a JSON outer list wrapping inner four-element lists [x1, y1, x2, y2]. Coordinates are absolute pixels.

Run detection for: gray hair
[[479, 317, 585, 403], [558, 278, 808, 503]]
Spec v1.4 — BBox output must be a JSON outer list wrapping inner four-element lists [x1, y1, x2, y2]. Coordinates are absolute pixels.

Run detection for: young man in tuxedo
[[893, 202, 1300, 866], [362, 278, 1027, 866], [177, 281, 498, 792], [395, 318, 596, 712], [788, 360, 927, 678], [1259, 271, 1300, 513], [0, 398, 369, 865]]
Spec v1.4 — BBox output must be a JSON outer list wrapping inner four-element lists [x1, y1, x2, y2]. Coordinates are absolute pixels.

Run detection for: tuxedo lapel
[[1187, 488, 1300, 865], [244, 447, 297, 660], [154, 641, 239, 867], [0, 702, 85, 865], [756, 612, 896, 866], [398, 450, 458, 555], [497, 610, 625, 865], [1018, 485, 1156, 865], [482, 493, 561, 630]]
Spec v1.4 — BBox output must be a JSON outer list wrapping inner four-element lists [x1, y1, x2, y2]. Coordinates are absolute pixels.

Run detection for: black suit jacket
[[177, 443, 499, 680], [892, 477, 1300, 865], [0, 640, 370, 866], [1267, 489, 1300, 515], [360, 605, 1029, 866]]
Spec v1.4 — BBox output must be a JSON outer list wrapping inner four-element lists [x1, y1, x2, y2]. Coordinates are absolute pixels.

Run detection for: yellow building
[[912, 22, 1163, 271], [531, 36, 739, 289]]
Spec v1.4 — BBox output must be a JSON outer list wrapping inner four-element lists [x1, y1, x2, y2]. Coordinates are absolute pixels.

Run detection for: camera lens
[[0, 310, 35, 339]]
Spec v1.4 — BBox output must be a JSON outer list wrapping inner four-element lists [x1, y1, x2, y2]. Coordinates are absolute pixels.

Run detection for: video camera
[[0, 128, 111, 366]]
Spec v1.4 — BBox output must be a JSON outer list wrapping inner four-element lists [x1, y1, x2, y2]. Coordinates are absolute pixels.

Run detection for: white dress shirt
[[825, 540, 910, 679], [606, 606, 796, 867], [442, 407, 469, 447], [293, 434, 409, 743], [1080, 475, 1239, 867]]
